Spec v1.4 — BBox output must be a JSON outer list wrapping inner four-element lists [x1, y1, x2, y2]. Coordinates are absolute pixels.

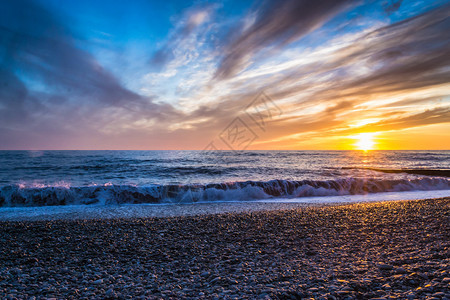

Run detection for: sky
[[0, 0, 449, 150]]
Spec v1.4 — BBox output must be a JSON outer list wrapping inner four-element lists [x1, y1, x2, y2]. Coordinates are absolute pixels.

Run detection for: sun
[[354, 133, 376, 151]]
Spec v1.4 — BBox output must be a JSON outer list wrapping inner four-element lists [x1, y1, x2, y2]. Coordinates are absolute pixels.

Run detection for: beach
[[1, 198, 449, 299]]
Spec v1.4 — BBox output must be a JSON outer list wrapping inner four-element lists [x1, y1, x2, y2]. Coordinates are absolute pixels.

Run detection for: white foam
[[2, 177, 449, 206], [0, 190, 448, 221], [258, 189, 450, 203]]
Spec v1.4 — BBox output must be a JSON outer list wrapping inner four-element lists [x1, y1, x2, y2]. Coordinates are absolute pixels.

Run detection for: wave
[[1, 177, 449, 207]]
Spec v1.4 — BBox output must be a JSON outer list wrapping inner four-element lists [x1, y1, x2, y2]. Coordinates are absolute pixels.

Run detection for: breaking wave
[[1, 177, 449, 207]]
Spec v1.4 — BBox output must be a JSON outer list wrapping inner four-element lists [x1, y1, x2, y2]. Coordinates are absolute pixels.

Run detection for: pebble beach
[[1, 198, 449, 299]]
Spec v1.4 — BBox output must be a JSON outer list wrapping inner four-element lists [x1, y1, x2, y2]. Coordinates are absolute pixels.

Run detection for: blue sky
[[1, 0, 449, 149]]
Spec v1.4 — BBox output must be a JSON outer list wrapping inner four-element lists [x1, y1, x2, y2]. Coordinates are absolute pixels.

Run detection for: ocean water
[[0, 150, 449, 207]]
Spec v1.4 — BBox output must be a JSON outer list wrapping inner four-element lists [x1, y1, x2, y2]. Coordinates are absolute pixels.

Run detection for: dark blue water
[[0, 150, 449, 206]]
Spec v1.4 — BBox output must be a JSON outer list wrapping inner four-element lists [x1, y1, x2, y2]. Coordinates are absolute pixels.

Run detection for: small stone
[[200, 272, 210, 278], [210, 277, 221, 285], [377, 264, 394, 271], [406, 293, 415, 300], [106, 288, 114, 295], [336, 291, 351, 296], [93, 279, 104, 285]]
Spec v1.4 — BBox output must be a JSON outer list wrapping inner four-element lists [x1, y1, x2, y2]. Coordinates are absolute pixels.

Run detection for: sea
[[0, 150, 449, 209]]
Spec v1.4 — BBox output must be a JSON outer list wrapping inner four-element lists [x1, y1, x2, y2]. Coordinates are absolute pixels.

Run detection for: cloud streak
[[215, 0, 354, 79]]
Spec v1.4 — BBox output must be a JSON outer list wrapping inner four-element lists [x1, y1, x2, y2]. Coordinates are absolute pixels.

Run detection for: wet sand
[[0, 198, 449, 299]]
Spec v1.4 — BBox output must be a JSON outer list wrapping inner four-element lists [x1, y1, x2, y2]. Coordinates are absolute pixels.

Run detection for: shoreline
[[0, 198, 449, 298], [1, 189, 450, 221]]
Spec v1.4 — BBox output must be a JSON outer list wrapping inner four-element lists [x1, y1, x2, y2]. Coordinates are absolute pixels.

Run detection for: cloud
[[337, 6, 450, 95], [215, 0, 355, 79], [0, 0, 145, 106], [248, 4, 450, 112], [0, 0, 183, 148], [0, 69, 30, 125], [382, 0, 402, 14], [149, 4, 216, 69], [336, 106, 450, 135]]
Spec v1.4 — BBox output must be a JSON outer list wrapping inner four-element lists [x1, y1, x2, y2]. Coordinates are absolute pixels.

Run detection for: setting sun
[[354, 133, 376, 151]]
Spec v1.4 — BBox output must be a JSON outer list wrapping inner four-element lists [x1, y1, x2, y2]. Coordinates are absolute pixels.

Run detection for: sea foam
[[1, 177, 449, 207]]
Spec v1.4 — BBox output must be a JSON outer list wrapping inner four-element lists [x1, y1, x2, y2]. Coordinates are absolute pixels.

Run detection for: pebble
[[432, 292, 445, 297], [377, 264, 394, 271], [200, 271, 210, 277]]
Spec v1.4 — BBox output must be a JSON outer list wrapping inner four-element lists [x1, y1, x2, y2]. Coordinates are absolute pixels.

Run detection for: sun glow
[[354, 132, 376, 151]]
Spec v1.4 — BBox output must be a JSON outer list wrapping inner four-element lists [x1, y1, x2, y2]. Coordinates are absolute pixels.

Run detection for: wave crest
[[1, 177, 449, 207]]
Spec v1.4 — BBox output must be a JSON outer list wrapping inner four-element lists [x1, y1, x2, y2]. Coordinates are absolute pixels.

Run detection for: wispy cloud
[[215, 0, 355, 79], [149, 4, 217, 69]]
